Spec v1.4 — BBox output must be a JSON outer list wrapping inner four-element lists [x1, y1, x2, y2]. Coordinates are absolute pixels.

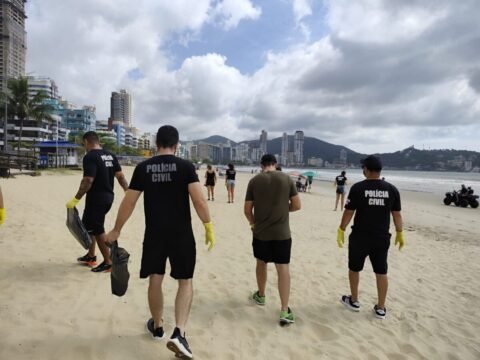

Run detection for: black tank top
[[206, 171, 215, 182]]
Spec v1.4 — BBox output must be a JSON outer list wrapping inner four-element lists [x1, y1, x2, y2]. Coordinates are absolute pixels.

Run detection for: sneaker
[[279, 307, 295, 326], [340, 295, 360, 312], [373, 305, 386, 319], [250, 291, 266, 306], [146, 318, 165, 340], [91, 262, 112, 273], [77, 254, 97, 267], [167, 327, 193, 359]]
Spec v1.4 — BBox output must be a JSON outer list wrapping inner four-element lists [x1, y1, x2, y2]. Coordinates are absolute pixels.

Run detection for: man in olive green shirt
[[244, 154, 301, 326]]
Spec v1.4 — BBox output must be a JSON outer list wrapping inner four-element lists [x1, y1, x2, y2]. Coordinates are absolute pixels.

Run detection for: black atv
[[444, 187, 479, 208]]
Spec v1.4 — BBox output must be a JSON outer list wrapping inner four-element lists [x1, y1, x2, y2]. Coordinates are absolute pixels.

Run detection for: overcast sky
[[26, 0, 480, 153]]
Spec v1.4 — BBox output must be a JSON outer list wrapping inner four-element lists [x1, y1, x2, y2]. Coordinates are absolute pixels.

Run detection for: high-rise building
[[294, 130, 304, 164], [259, 129, 267, 155], [109, 89, 132, 128], [27, 76, 58, 99], [0, 0, 27, 91]]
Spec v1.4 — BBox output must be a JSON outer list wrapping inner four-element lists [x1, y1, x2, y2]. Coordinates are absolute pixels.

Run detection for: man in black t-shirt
[[336, 155, 404, 320], [105, 125, 215, 360], [66, 131, 128, 273]]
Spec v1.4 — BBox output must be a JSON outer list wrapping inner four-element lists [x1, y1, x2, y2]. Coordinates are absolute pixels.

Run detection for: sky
[[26, 0, 480, 153]]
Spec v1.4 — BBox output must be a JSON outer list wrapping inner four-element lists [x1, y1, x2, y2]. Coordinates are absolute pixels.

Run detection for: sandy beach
[[0, 168, 479, 360]]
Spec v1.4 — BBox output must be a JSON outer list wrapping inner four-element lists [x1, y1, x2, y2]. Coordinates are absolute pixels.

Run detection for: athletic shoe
[[91, 262, 112, 273], [167, 327, 193, 359], [373, 305, 386, 319], [279, 307, 295, 326], [77, 254, 97, 267], [250, 290, 266, 306], [340, 295, 360, 312], [146, 318, 164, 340]]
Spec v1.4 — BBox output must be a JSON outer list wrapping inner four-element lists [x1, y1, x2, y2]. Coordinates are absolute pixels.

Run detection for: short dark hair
[[361, 155, 383, 172], [83, 131, 99, 144], [156, 125, 179, 148], [228, 163, 234, 170], [341, 171, 346, 176], [260, 154, 277, 166]]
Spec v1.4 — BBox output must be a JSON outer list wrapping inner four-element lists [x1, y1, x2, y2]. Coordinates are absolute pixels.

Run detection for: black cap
[[361, 155, 382, 171], [260, 154, 277, 166]]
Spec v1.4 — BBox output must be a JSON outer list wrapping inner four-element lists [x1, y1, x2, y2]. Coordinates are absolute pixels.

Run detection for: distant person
[[244, 154, 301, 326], [295, 176, 305, 192], [334, 171, 348, 211], [336, 155, 404, 320], [306, 175, 313, 192], [106, 125, 215, 359], [66, 131, 128, 273], [0, 185, 4, 225], [204, 165, 216, 201], [225, 163, 236, 203]]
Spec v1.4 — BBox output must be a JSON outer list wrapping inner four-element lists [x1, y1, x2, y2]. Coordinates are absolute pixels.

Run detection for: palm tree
[[3, 77, 54, 152]]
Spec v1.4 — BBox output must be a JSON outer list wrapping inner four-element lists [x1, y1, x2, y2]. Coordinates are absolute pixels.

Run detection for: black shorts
[[205, 179, 215, 186], [140, 227, 196, 280], [252, 238, 292, 264], [336, 185, 345, 194], [82, 201, 112, 236], [348, 233, 391, 274]]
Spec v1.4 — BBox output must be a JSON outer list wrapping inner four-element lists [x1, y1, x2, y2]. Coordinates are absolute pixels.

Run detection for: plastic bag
[[66, 207, 92, 250], [110, 241, 130, 297]]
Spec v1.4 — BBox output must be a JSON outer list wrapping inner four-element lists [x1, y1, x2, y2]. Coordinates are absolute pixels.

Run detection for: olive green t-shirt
[[245, 171, 298, 241]]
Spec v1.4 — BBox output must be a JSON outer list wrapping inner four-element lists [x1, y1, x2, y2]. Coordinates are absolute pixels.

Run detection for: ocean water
[[233, 166, 480, 196]]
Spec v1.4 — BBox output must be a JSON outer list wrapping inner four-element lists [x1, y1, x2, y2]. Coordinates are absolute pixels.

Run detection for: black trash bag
[[66, 207, 92, 250], [110, 241, 130, 297]]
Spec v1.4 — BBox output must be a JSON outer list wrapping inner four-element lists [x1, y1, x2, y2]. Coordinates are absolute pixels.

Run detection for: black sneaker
[[77, 254, 97, 267], [146, 318, 164, 340], [340, 295, 360, 312], [373, 305, 386, 319], [167, 327, 193, 359], [91, 262, 112, 273]]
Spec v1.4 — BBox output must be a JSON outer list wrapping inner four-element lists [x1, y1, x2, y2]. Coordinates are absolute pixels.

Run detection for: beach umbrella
[[302, 171, 316, 177]]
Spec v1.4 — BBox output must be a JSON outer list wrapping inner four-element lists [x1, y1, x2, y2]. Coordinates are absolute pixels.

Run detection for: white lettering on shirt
[[364, 189, 389, 206], [146, 163, 177, 183], [101, 154, 114, 167]]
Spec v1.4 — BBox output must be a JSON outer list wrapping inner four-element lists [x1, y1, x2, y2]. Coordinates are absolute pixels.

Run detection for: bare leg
[[175, 279, 193, 334], [94, 233, 112, 264], [340, 193, 345, 209], [275, 263, 291, 312], [349, 270, 360, 302], [256, 260, 268, 296], [334, 193, 340, 210], [231, 187, 235, 202], [211, 186, 215, 200], [148, 274, 165, 327], [375, 274, 388, 309], [87, 235, 96, 257]]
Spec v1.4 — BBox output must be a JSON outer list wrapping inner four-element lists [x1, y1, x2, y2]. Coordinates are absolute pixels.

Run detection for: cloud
[[209, 0, 262, 30], [26, 0, 480, 153]]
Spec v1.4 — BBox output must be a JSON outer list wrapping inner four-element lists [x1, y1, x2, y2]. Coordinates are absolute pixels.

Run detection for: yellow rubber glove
[[204, 222, 215, 251], [337, 228, 345, 248], [395, 231, 405, 250], [250, 223, 255, 230], [66, 197, 80, 209], [0, 208, 5, 225]]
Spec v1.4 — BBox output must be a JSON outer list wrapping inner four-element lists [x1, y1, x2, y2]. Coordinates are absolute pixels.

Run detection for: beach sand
[[0, 169, 479, 360]]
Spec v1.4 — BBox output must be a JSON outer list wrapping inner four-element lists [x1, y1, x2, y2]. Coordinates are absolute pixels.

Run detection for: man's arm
[[289, 194, 301, 212], [75, 176, 94, 200], [115, 171, 129, 192], [105, 190, 142, 243], [392, 211, 403, 232], [244, 200, 254, 225], [188, 182, 211, 223], [339, 209, 355, 230]]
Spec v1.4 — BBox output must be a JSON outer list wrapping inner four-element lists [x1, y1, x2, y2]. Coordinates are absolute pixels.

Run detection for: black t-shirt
[[345, 179, 401, 235], [226, 169, 236, 180], [83, 149, 121, 204], [129, 155, 199, 232], [335, 175, 347, 186]]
